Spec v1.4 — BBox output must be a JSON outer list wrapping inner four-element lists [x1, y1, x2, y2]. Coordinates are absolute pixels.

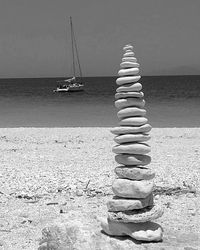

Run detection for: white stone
[[123, 44, 133, 51], [115, 165, 155, 180], [118, 68, 139, 76], [110, 124, 152, 135], [122, 57, 137, 62], [120, 62, 140, 68], [114, 134, 150, 144], [116, 82, 142, 92], [112, 179, 154, 198], [117, 107, 146, 118], [116, 76, 141, 85], [115, 98, 145, 109], [108, 204, 164, 223], [112, 143, 151, 155], [115, 91, 144, 100], [115, 154, 151, 166], [107, 194, 153, 211], [123, 51, 135, 57], [100, 218, 163, 242], [119, 117, 148, 126]]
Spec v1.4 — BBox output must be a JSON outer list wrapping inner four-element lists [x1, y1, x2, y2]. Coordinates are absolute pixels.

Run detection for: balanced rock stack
[[100, 44, 164, 242]]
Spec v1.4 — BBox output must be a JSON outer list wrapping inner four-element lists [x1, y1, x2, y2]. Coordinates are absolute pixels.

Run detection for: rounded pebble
[[107, 194, 153, 212], [114, 134, 150, 144], [123, 51, 135, 57], [115, 98, 145, 109], [108, 205, 164, 223], [116, 76, 141, 86], [120, 62, 140, 68], [115, 92, 144, 100], [123, 45, 133, 51], [110, 124, 152, 135], [115, 154, 151, 165], [112, 179, 153, 198], [112, 143, 151, 155], [122, 57, 137, 62], [119, 117, 148, 126], [116, 83, 142, 92], [117, 107, 146, 118], [115, 165, 155, 180], [118, 68, 139, 77]]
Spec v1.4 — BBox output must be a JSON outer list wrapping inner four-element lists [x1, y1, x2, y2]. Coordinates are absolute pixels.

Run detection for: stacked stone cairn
[[100, 44, 164, 242]]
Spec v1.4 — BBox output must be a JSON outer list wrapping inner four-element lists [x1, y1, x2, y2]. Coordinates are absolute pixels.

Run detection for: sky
[[0, 0, 200, 78]]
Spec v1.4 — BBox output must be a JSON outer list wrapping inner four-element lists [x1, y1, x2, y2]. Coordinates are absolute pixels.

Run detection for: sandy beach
[[0, 127, 199, 249]]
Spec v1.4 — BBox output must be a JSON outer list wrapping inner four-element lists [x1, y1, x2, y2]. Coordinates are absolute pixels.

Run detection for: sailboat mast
[[71, 27, 83, 78], [70, 16, 76, 77]]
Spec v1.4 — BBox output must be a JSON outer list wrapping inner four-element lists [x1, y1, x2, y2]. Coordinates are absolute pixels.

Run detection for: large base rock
[[38, 210, 164, 250], [100, 218, 163, 242]]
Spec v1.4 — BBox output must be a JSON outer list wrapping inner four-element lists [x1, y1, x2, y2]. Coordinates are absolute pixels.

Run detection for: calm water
[[0, 76, 200, 127]]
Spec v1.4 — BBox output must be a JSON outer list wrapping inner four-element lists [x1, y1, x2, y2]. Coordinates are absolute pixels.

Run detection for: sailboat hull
[[68, 85, 84, 92], [53, 83, 84, 93]]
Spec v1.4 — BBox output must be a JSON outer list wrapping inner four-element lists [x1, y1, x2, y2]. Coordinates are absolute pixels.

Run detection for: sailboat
[[54, 17, 84, 93]]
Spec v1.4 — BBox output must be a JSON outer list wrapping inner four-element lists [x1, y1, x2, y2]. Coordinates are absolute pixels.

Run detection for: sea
[[0, 75, 200, 128]]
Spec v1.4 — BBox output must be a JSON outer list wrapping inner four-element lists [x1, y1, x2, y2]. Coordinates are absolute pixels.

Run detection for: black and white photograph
[[0, 0, 199, 249]]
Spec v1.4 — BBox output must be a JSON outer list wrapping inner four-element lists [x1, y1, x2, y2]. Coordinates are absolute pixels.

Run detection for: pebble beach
[[0, 127, 199, 249]]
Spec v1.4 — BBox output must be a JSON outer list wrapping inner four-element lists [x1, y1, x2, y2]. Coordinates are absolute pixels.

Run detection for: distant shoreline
[[0, 74, 200, 80]]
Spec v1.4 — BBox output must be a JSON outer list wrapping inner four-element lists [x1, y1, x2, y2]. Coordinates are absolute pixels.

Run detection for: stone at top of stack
[[100, 44, 163, 242]]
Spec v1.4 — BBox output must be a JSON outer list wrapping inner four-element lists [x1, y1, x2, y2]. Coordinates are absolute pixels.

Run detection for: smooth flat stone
[[116, 82, 142, 92], [108, 204, 164, 223], [112, 143, 150, 155], [114, 134, 150, 144], [116, 76, 141, 85], [115, 166, 155, 180], [115, 154, 151, 166], [111, 124, 152, 135], [119, 117, 148, 126], [123, 44, 133, 51], [124, 49, 132, 53], [112, 179, 153, 198], [115, 98, 145, 109], [107, 193, 153, 211], [117, 107, 146, 118], [115, 91, 144, 100], [120, 62, 140, 68], [100, 218, 163, 242], [122, 57, 137, 62], [123, 51, 135, 57], [118, 68, 139, 76]]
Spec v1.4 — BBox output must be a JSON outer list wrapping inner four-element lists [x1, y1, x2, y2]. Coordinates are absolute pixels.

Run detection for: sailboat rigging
[[54, 16, 84, 93]]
